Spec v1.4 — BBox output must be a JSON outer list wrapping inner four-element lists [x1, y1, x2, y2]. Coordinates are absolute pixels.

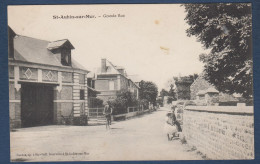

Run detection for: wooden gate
[[88, 107, 106, 125], [21, 83, 54, 127]]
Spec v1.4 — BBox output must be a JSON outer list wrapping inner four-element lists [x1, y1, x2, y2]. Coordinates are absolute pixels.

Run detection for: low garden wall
[[113, 109, 150, 120], [183, 106, 254, 159]]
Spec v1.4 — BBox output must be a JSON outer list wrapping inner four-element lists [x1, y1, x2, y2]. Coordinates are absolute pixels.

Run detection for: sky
[[8, 4, 208, 90]]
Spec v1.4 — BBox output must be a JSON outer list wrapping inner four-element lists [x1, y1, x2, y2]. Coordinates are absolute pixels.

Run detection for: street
[[10, 107, 202, 162]]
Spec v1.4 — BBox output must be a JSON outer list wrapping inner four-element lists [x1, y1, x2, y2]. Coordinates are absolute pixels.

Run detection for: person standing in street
[[103, 102, 113, 129], [171, 105, 182, 132]]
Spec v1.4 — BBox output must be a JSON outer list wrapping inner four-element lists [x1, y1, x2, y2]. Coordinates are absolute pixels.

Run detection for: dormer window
[[61, 48, 71, 66], [47, 39, 74, 66]]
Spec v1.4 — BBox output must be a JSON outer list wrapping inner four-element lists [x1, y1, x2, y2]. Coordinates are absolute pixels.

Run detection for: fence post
[[127, 107, 129, 113]]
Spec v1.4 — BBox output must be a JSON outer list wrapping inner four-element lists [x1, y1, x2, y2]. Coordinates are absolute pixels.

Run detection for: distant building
[[95, 59, 140, 103], [8, 26, 92, 128], [190, 74, 238, 106], [86, 72, 100, 97], [128, 75, 142, 88], [86, 73, 102, 108]]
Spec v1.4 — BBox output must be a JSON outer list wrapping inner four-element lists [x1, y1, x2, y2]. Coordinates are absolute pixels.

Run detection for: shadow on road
[[110, 127, 123, 130]]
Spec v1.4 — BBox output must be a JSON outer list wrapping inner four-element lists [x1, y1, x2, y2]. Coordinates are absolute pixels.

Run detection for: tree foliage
[[108, 90, 138, 114], [183, 3, 253, 98], [160, 89, 169, 97], [168, 84, 177, 101], [139, 80, 158, 105]]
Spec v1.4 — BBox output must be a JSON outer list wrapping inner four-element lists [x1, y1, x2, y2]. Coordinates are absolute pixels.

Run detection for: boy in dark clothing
[[103, 103, 113, 128]]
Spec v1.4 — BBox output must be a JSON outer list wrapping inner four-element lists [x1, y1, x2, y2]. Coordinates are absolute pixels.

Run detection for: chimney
[[101, 58, 107, 73]]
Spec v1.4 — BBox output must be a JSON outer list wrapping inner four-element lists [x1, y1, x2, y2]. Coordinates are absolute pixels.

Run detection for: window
[[80, 90, 85, 100], [79, 74, 85, 84], [87, 78, 92, 87], [109, 80, 114, 90], [61, 48, 71, 66]]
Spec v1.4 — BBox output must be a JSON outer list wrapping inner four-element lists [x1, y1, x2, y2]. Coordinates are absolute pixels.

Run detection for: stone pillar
[[38, 69, 42, 82], [84, 74, 89, 116], [56, 71, 62, 92], [14, 66, 21, 91], [10, 66, 21, 128], [73, 73, 81, 124]]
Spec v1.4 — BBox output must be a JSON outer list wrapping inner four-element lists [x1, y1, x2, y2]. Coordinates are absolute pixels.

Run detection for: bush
[[167, 97, 174, 104], [109, 97, 127, 115], [108, 90, 139, 115], [139, 99, 149, 109]]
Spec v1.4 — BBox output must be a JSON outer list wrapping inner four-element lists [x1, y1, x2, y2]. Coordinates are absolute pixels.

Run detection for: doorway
[[21, 83, 54, 127]]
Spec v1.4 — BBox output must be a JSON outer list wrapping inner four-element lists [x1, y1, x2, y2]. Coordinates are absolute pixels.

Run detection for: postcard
[[8, 3, 254, 162]]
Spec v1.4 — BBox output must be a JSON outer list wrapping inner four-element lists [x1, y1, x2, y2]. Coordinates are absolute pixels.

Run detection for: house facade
[[95, 59, 139, 103], [8, 27, 91, 128]]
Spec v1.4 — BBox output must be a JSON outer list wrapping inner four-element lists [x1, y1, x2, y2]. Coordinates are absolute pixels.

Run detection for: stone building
[[8, 27, 91, 128], [95, 59, 139, 103], [190, 74, 238, 105]]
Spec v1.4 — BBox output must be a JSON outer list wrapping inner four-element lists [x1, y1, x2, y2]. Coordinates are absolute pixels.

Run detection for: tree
[[183, 3, 253, 98], [139, 80, 158, 105], [174, 75, 195, 100], [160, 89, 169, 97], [168, 84, 177, 101]]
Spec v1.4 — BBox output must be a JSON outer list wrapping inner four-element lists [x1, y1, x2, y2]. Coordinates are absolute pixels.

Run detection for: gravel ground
[[10, 107, 202, 162]]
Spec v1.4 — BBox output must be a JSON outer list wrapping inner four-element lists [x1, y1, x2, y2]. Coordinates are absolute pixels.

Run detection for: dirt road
[[10, 107, 202, 162]]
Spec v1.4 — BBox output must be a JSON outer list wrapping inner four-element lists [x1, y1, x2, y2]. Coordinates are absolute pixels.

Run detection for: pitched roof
[[12, 34, 88, 72], [97, 59, 140, 88], [8, 26, 16, 38], [47, 39, 75, 50], [205, 87, 219, 93], [106, 59, 122, 74], [115, 66, 124, 70], [197, 90, 206, 95], [128, 75, 142, 83], [14, 35, 63, 66]]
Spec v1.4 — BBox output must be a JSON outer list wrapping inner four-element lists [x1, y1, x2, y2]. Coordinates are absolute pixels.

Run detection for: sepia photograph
[[7, 3, 254, 162]]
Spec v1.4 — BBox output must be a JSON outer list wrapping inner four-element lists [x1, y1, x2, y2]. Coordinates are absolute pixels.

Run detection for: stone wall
[[183, 106, 254, 159]]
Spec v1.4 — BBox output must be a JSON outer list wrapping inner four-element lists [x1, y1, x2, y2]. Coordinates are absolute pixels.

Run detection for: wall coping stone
[[185, 106, 254, 115]]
